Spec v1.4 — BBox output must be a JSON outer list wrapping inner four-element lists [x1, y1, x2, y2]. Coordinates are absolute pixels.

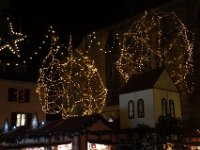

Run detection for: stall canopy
[[0, 114, 115, 142]]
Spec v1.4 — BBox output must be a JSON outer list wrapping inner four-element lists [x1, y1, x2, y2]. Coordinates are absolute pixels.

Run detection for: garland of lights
[[36, 26, 64, 114], [36, 27, 107, 118], [62, 47, 107, 118], [116, 9, 194, 92], [87, 31, 104, 53]]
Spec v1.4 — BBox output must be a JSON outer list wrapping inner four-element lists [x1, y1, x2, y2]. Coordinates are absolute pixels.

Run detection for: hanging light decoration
[[0, 18, 26, 57], [36, 28, 107, 118], [61, 37, 107, 118], [116, 9, 194, 92], [36, 25, 64, 114]]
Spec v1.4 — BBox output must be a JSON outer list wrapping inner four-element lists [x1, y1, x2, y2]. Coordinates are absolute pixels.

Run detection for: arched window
[[137, 99, 144, 118], [169, 99, 175, 117], [162, 98, 167, 116], [128, 100, 134, 119]]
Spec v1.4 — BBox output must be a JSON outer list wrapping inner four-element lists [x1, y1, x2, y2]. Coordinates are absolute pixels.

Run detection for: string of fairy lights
[[0, 18, 65, 67], [36, 9, 194, 118], [0, 17, 26, 66], [36, 26, 107, 118], [116, 9, 194, 93], [0, 18, 26, 57], [87, 31, 104, 53], [86, 31, 123, 54], [36, 25, 65, 114], [0, 9, 193, 117], [62, 48, 107, 118]]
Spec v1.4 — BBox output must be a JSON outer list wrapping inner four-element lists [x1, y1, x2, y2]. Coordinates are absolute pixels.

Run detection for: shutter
[[24, 89, 30, 102], [26, 113, 32, 127], [17, 89, 23, 102], [11, 112, 17, 127], [8, 88, 15, 102]]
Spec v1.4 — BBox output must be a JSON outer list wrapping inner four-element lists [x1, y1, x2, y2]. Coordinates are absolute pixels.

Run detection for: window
[[16, 113, 26, 127], [8, 88, 30, 102], [128, 100, 134, 119], [169, 99, 175, 117], [137, 99, 144, 118], [162, 98, 167, 116], [11, 112, 32, 127]]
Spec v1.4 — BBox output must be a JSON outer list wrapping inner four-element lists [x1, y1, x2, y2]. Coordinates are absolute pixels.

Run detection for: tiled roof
[[120, 68, 164, 94]]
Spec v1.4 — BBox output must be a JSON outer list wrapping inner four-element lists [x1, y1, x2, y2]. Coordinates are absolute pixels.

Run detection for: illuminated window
[[16, 113, 26, 127], [169, 99, 175, 117], [128, 100, 134, 119], [137, 99, 144, 118], [58, 143, 72, 150], [162, 98, 167, 116], [87, 142, 109, 150]]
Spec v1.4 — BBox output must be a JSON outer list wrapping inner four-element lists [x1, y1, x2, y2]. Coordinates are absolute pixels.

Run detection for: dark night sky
[[9, 0, 171, 30]]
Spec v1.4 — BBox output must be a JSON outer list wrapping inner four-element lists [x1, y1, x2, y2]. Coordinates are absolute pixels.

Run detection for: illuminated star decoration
[[116, 9, 194, 93], [0, 18, 26, 57]]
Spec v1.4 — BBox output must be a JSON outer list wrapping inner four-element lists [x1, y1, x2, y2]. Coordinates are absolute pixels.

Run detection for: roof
[[0, 114, 113, 141], [120, 68, 165, 94]]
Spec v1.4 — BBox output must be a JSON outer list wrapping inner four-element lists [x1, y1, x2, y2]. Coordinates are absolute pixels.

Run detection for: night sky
[[9, 0, 171, 30]]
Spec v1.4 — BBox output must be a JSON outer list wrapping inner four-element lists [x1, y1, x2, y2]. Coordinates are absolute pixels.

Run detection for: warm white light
[[0, 18, 26, 56], [116, 9, 194, 93], [36, 27, 107, 118]]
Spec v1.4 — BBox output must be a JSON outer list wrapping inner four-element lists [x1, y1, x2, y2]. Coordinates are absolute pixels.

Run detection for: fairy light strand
[[116, 9, 194, 93], [0, 18, 26, 57], [62, 49, 107, 118], [36, 25, 64, 114], [36, 26, 107, 118]]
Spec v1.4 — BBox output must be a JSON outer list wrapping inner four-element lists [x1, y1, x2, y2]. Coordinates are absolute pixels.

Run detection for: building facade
[[119, 69, 182, 128], [0, 79, 46, 130]]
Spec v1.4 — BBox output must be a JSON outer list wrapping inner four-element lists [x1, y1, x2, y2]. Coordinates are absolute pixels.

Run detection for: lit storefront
[[87, 142, 111, 150]]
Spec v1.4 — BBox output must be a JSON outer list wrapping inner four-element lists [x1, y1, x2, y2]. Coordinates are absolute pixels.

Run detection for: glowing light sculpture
[[36, 29, 107, 118], [0, 18, 26, 57], [62, 47, 107, 118], [116, 9, 194, 92], [36, 26, 64, 114]]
